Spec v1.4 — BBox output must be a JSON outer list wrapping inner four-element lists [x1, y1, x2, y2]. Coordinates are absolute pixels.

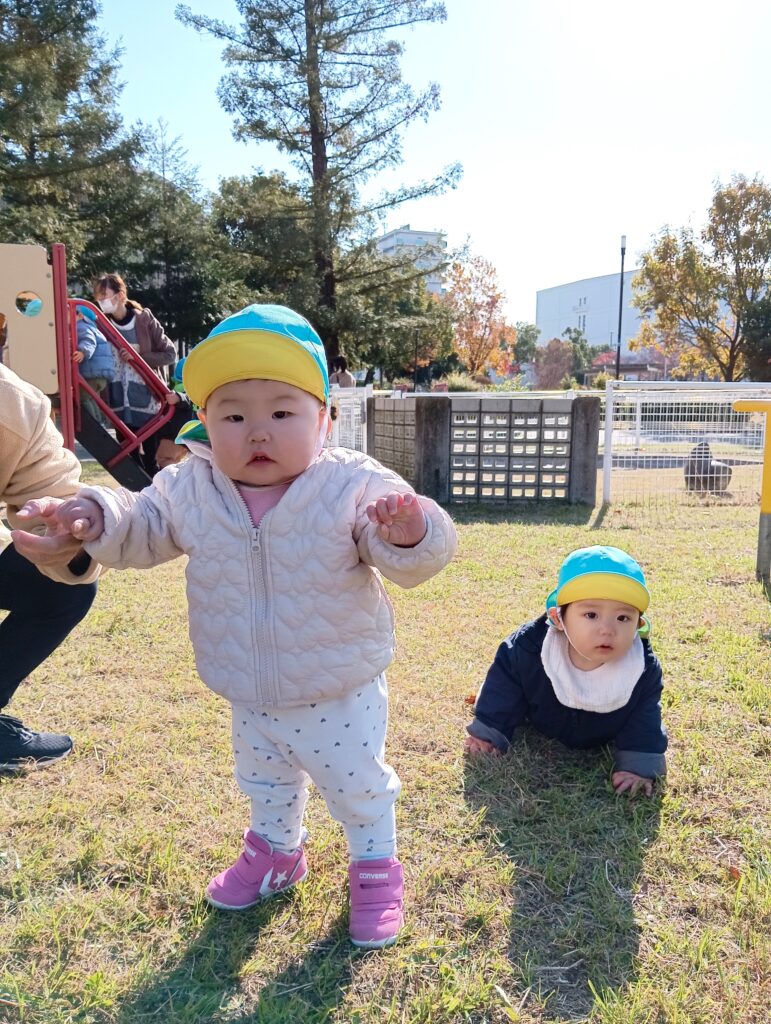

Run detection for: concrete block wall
[[368, 395, 417, 483], [367, 394, 599, 506]]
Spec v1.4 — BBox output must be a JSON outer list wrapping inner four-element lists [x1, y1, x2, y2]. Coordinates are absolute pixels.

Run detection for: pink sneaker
[[206, 830, 307, 910], [348, 857, 404, 948]]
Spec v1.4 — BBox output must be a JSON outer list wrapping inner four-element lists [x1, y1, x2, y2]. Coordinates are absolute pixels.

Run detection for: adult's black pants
[[0, 543, 97, 709]]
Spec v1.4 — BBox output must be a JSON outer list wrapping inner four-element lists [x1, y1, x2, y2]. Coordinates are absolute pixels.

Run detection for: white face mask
[[98, 297, 117, 314]]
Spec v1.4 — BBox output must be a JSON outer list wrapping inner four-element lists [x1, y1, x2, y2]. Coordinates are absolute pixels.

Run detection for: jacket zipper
[[228, 479, 276, 706]]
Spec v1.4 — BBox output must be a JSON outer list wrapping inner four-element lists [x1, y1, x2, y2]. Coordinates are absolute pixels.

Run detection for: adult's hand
[[11, 497, 85, 568]]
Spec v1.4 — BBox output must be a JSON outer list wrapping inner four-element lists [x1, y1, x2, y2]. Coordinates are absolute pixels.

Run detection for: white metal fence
[[324, 381, 768, 511], [327, 385, 371, 452], [600, 381, 769, 507]]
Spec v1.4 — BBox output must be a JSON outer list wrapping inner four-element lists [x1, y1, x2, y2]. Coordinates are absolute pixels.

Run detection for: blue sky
[[99, 0, 771, 322]]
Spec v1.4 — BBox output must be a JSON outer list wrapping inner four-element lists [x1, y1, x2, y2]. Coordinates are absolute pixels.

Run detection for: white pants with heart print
[[231, 672, 400, 860]]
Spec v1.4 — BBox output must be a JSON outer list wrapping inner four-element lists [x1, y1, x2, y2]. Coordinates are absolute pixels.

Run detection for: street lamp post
[[615, 234, 627, 380]]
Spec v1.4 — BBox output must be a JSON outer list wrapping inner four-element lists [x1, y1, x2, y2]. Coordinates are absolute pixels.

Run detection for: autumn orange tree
[[442, 254, 515, 375], [632, 174, 771, 381]]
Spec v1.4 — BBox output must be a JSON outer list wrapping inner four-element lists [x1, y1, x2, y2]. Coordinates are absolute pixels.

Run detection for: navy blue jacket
[[467, 615, 667, 778]]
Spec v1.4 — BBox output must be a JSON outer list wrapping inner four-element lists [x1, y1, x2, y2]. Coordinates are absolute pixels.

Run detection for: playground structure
[[0, 242, 174, 489]]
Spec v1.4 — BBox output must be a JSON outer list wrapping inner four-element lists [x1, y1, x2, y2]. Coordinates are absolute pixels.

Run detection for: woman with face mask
[[93, 274, 176, 377], [92, 274, 177, 474]]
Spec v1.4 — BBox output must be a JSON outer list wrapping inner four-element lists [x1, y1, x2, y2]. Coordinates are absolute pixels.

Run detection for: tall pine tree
[[0, 0, 137, 265], [177, 0, 460, 356]]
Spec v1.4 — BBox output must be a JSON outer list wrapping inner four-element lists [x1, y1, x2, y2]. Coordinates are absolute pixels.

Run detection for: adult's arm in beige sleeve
[[3, 399, 102, 584]]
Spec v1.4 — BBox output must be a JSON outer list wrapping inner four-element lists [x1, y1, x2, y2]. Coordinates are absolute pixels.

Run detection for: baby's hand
[[611, 770, 654, 797], [464, 735, 500, 756], [53, 495, 105, 541], [365, 491, 427, 547], [72, 350, 85, 364], [11, 495, 100, 567]]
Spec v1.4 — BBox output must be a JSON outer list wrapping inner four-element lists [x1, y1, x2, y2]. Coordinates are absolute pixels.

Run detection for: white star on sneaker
[[272, 870, 288, 887]]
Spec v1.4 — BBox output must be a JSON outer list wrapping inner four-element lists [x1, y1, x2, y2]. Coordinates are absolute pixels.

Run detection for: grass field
[[1, 478, 769, 1023], [593, 465, 762, 509]]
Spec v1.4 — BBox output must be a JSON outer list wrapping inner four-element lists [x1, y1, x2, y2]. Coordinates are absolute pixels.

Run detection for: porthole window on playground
[[16, 290, 43, 317]]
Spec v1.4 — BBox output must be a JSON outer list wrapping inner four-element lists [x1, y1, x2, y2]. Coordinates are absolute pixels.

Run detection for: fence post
[[413, 396, 451, 502], [360, 386, 371, 453], [602, 381, 614, 503], [759, 515, 771, 587], [366, 395, 376, 456], [568, 395, 601, 505], [733, 399, 771, 585]]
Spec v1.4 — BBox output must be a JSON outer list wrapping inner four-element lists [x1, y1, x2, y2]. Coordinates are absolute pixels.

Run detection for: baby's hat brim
[[545, 546, 650, 613], [183, 304, 329, 408]]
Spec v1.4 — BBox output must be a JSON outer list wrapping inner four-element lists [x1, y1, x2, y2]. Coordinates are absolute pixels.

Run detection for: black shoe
[[0, 714, 73, 771]]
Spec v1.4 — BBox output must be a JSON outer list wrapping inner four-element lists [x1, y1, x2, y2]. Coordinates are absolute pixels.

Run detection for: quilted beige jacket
[[0, 363, 100, 584], [82, 445, 457, 706]]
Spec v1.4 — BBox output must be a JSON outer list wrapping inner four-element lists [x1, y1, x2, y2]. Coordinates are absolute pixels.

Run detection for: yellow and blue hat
[[182, 304, 329, 408], [545, 546, 650, 613]]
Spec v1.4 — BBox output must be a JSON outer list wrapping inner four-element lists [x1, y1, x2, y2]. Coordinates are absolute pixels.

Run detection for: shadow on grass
[[463, 730, 661, 1020], [587, 502, 610, 530], [111, 897, 355, 1024], [448, 503, 596, 528]]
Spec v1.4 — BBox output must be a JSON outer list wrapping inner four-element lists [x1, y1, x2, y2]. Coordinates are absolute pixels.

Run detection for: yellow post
[[733, 399, 771, 584]]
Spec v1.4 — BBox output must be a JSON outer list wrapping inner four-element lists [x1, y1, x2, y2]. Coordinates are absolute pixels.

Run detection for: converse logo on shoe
[[359, 871, 389, 880]]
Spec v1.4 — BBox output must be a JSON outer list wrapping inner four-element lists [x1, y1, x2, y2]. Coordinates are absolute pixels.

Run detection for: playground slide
[[1, 242, 173, 491]]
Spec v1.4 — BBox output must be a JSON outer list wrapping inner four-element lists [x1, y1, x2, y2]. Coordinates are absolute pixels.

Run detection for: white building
[[375, 224, 447, 296], [536, 270, 645, 355]]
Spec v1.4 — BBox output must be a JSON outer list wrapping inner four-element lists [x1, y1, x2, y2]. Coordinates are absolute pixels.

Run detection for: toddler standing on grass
[[465, 546, 667, 796], [35, 304, 457, 948]]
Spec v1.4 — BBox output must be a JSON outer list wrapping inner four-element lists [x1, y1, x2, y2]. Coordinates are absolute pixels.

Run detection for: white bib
[[541, 626, 645, 713]]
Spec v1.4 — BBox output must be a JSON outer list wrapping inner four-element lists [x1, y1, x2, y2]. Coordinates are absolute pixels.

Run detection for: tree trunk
[[304, 1, 338, 359]]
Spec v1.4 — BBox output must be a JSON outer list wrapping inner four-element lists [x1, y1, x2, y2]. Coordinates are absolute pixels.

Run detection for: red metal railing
[[51, 243, 175, 468], [51, 243, 76, 451]]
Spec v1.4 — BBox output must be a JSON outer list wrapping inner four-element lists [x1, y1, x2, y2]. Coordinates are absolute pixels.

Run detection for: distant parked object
[[683, 441, 732, 492]]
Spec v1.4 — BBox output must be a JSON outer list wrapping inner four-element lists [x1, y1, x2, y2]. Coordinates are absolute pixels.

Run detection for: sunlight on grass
[[1, 499, 769, 1022]]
